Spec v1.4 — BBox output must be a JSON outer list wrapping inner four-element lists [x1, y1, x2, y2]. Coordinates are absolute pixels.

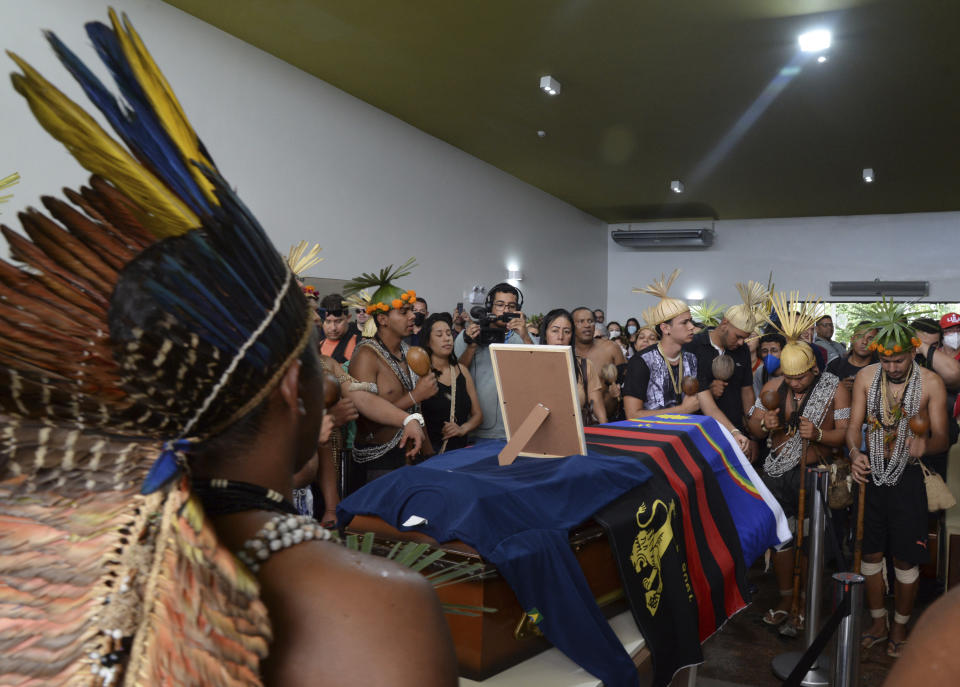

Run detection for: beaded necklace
[[193, 478, 298, 516], [657, 343, 682, 397], [764, 372, 839, 477], [866, 363, 921, 486]]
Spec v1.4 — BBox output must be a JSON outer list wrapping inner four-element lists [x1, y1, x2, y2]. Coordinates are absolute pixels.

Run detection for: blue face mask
[[764, 354, 781, 374], [627, 325, 638, 335]]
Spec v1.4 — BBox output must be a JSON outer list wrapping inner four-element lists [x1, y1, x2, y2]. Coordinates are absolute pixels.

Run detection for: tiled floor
[[694, 560, 942, 687]]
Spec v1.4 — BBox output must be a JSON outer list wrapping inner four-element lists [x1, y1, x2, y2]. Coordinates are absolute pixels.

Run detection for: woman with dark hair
[[540, 309, 607, 424], [419, 313, 483, 453]]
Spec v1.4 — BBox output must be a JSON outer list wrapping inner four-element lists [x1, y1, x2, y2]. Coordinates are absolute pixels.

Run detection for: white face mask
[[609, 329, 621, 338], [627, 325, 638, 335], [944, 332, 960, 349]]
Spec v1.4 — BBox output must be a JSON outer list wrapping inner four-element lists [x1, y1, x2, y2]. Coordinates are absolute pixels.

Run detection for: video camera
[[468, 306, 520, 346]]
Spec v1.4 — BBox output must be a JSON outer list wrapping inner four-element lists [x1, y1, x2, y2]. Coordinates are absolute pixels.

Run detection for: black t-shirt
[[825, 356, 873, 381], [683, 330, 752, 430], [622, 344, 685, 409]]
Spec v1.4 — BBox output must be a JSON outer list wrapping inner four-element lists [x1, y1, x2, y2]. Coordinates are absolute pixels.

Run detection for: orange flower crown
[[366, 290, 417, 315], [868, 336, 921, 357]]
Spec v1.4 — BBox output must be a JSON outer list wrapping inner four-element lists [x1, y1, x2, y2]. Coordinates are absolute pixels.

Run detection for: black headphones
[[485, 282, 524, 312]]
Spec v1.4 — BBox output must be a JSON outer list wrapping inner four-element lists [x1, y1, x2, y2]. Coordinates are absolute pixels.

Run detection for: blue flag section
[[337, 417, 787, 686], [338, 444, 653, 687]]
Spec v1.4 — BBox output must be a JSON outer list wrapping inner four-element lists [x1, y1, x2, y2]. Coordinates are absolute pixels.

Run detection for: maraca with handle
[[760, 388, 780, 412], [711, 355, 736, 382], [323, 371, 342, 408], [682, 376, 699, 396], [909, 412, 930, 436], [406, 346, 432, 377]]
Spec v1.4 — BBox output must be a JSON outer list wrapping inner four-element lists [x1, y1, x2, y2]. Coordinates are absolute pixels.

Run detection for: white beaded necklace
[[865, 363, 922, 486]]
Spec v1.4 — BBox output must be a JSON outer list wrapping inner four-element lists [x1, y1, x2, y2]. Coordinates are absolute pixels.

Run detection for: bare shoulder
[[919, 365, 946, 389], [257, 539, 457, 686], [886, 586, 960, 684]]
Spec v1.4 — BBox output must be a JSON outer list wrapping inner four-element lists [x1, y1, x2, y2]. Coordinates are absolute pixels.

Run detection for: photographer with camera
[[454, 282, 535, 440]]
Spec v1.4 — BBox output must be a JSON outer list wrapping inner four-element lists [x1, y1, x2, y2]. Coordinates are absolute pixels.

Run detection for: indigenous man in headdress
[[622, 271, 751, 453], [0, 12, 456, 686], [685, 281, 768, 460], [847, 301, 949, 658], [747, 293, 850, 632], [345, 260, 438, 491]]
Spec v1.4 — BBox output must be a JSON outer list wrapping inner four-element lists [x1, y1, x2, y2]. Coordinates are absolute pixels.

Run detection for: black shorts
[[862, 464, 929, 566], [346, 444, 407, 495], [762, 464, 801, 520]]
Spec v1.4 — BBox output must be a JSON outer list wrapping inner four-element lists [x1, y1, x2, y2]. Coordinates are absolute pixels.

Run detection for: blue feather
[[140, 440, 189, 494], [44, 28, 212, 217]]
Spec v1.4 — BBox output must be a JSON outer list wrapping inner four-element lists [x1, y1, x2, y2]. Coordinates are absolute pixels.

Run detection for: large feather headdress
[[633, 268, 689, 327], [1, 9, 316, 685], [763, 291, 822, 376]]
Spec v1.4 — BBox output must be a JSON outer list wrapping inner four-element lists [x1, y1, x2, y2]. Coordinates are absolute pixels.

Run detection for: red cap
[[940, 312, 960, 329]]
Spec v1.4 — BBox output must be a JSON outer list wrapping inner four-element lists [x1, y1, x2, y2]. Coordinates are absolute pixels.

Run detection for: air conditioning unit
[[611, 227, 715, 249], [829, 280, 929, 298]]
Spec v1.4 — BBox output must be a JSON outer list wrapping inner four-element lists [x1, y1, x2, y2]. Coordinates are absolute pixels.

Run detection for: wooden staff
[[790, 440, 808, 620]]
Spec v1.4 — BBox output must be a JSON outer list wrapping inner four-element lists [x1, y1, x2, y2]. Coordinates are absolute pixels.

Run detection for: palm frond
[[286, 240, 323, 276], [0, 172, 19, 208], [344, 257, 417, 295], [632, 268, 679, 299], [765, 291, 821, 343], [690, 299, 726, 327]]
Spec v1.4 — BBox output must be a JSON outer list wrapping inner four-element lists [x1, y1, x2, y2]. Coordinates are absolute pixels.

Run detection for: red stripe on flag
[[589, 427, 746, 621], [589, 441, 715, 639]]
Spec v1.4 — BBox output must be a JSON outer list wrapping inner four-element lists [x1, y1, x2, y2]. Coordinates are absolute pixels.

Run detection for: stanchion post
[[832, 572, 864, 687], [772, 466, 831, 686]]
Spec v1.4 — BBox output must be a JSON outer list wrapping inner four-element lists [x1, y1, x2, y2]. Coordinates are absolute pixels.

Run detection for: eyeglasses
[[492, 301, 518, 311]]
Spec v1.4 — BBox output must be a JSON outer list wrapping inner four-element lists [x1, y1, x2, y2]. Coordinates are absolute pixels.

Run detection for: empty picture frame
[[489, 343, 587, 460]]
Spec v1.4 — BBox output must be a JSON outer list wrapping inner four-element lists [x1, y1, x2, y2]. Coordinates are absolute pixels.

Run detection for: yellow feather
[[8, 52, 199, 238], [111, 9, 218, 205]]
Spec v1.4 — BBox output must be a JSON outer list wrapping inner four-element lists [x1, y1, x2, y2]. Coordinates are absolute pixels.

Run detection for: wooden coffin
[[347, 515, 628, 681]]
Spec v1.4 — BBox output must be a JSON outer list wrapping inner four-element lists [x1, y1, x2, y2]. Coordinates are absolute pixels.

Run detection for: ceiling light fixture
[[817, 55, 828, 63], [862, 167, 875, 183], [539, 75, 561, 96], [798, 29, 832, 53], [670, 179, 685, 194], [537, 130, 546, 138]]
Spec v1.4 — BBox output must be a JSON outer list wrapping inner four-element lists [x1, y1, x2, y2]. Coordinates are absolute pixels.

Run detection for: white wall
[[1, 0, 607, 316], [607, 213, 960, 324]]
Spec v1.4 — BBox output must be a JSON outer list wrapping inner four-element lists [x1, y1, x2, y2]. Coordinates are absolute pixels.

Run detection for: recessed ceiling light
[[798, 29, 831, 53], [537, 130, 546, 138], [539, 75, 561, 96], [686, 289, 705, 301], [817, 55, 828, 63], [670, 179, 685, 194], [862, 167, 875, 183]]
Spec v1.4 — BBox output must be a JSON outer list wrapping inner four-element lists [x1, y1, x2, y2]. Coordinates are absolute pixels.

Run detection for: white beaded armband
[[236, 514, 336, 574], [834, 407, 850, 420], [748, 398, 765, 417], [403, 412, 425, 427]]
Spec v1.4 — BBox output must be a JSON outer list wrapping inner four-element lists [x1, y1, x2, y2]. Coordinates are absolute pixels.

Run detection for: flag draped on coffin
[[585, 415, 789, 670]]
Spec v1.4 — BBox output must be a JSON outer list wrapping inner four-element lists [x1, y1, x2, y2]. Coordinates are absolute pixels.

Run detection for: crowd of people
[[6, 11, 960, 685], [306, 267, 960, 664]]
